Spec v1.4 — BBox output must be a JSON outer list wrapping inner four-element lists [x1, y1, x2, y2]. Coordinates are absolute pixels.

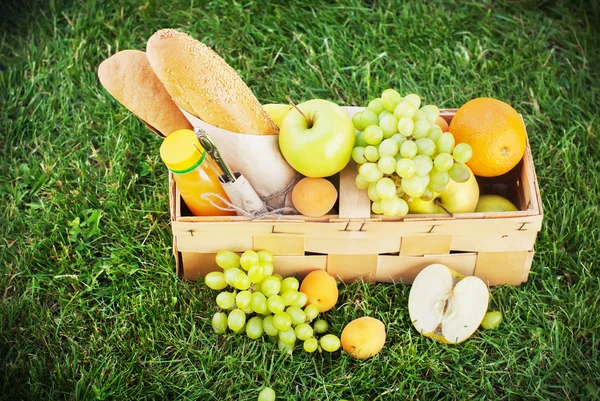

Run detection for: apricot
[[291, 177, 337, 217], [299, 270, 338, 312], [435, 116, 449, 132], [341, 317, 386, 359]]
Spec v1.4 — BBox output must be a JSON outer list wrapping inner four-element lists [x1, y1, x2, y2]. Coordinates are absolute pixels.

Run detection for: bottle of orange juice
[[160, 129, 235, 216]]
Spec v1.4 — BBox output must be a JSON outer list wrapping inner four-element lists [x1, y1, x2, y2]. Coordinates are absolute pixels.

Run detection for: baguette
[[98, 49, 193, 137], [146, 28, 279, 135]]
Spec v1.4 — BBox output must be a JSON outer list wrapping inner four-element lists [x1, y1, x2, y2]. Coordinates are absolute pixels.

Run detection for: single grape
[[420, 187, 435, 202], [402, 175, 426, 198], [364, 125, 384, 145], [261, 276, 281, 297], [211, 312, 228, 334], [240, 250, 259, 271], [397, 117, 415, 137], [358, 163, 383, 183], [453, 143, 473, 164], [378, 156, 397, 175], [376, 177, 397, 200], [360, 109, 379, 129], [313, 319, 329, 334], [248, 264, 265, 283], [400, 140, 418, 159], [233, 273, 251, 290], [246, 316, 264, 340], [257, 250, 274, 264], [404, 93, 421, 109], [416, 138, 436, 157], [251, 292, 268, 314], [379, 114, 399, 138], [295, 323, 314, 341], [381, 196, 409, 217], [428, 124, 443, 142], [448, 162, 470, 183], [429, 168, 450, 193], [413, 119, 431, 139], [381, 88, 402, 112], [281, 289, 299, 306], [304, 304, 320, 321], [437, 132, 456, 154], [253, 280, 263, 294], [367, 183, 381, 202], [204, 271, 228, 291], [273, 274, 283, 281], [236, 290, 253, 309], [481, 311, 503, 330], [258, 387, 276, 401], [279, 327, 297, 345], [281, 277, 300, 292], [303, 337, 319, 353], [216, 291, 236, 310], [261, 262, 274, 277], [396, 158, 416, 178], [414, 154, 433, 176], [391, 133, 407, 147], [320, 334, 341, 352], [215, 250, 240, 270], [262, 315, 279, 336], [367, 98, 386, 115], [378, 110, 393, 122], [273, 312, 292, 331], [355, 131, 368, 147], [278, 338, 295, 355], [412, 109, 427, 121], [352, 147, 367, 164], [293, 292, 308, 308], [434, 153, 454, 172], [364, 145, 380, 162], [371, 200, 383, 214], [421, 104, 440, 123], [355, 174, 370, 189], [287, 306, 307, 325], [379, 138, 399, 157], [227, 308, 246, 332], [267, 295, 285, 314], [352, 111, 366, 131], [393, 100, 417, 119]]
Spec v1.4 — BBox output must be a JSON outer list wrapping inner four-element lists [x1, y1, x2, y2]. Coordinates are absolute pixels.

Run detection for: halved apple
[[408, 264, 489, 344]]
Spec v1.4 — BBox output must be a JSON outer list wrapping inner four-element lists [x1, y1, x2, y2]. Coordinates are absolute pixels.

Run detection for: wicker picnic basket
[[168, 108, 543, 286]]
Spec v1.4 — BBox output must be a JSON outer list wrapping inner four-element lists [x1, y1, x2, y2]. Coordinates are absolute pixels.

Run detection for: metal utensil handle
[[193, 127, 236, 183]]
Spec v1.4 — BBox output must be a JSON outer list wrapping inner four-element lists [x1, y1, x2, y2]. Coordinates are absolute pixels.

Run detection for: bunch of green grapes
[[205, 249, 341, 354], [351, 89, 473, 216]]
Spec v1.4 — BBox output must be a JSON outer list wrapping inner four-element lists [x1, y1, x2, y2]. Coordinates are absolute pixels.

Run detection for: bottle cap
[[160, 129, 206, 173]]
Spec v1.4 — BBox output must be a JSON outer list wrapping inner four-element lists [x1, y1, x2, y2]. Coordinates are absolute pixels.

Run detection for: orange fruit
[[292, 177, 337, 217], [435, 116, 449, 132], [299, 270, 338, 312], [341, 317, 386, 359], [449, 98, 526, 177]]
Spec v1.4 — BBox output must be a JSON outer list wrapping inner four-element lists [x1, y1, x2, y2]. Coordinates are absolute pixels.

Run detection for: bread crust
[[98, 49, 192, 137], [146, 29, 278, 135]]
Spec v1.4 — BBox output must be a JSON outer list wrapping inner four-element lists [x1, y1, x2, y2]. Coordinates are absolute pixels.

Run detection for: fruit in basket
[[409, 264, 489, 344], [475, 194, 518, 212], [352, 91, 475, 216], [299, 270, 338, 312], [406, 164, 479, 214], [449, 97, 526, 177], [341, 317, 386, 359], [279, 99, 355, 177], [291, 177, 338, 217], [263, 104, 292, 128]]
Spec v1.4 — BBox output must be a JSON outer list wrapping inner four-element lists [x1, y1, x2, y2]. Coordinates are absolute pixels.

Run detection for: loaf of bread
[[98, 49, 193, 137], [146, 29, 279, 135]]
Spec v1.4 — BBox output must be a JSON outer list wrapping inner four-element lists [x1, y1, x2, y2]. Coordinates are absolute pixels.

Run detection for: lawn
[[1, 0, 599, 400]]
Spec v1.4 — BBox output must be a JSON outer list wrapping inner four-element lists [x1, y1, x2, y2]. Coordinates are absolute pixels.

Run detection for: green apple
[[279, 99, 355, 177], [406, 166, 479, 214], [263, 104, 292, 128], [475, 194, 518, 212]]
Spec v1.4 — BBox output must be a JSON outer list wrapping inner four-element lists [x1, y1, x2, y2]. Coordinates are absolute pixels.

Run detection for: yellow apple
[[262, 104, 292, 128], [475, 194, 518, 212]]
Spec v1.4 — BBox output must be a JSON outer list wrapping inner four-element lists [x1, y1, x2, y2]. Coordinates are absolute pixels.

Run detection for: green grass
[[1, 0, 599, 399]]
